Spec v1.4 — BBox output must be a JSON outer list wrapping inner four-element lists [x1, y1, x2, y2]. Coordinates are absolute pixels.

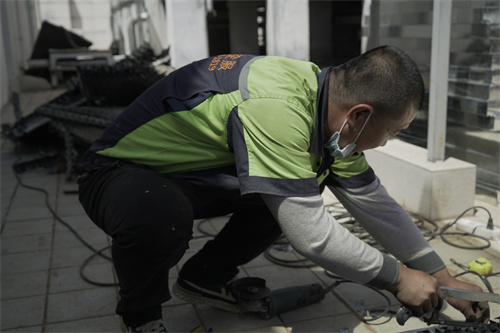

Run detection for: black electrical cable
[[322, 271, 393, 324], [263, 234, 317, 268], [454, 270, 494, 294], [79, 245, 117, 287], [263, 202, 497, 326], [407, 211, 439, 242], [194, 218, 217, 239], [450, 258, 497, 294], [11, 158, 498, 319], [12, 166, 118, 287], [12, 159, 220, 287], [439, 206, 493, 250]]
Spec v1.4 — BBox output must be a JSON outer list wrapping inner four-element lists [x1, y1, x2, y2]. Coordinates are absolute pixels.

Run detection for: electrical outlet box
[[455, 218, 500, 241]]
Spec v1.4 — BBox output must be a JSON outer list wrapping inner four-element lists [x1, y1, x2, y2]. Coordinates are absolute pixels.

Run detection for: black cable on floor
[[323, 271, 394, 324], [11, 161, 498, 308], [450, 258, 497, 294], [12, 166, 118, 287], [439, 206, 493, 250], [263, 202, 497, 326], [79, 245, 118, 287], [194, 219, 218, 239]]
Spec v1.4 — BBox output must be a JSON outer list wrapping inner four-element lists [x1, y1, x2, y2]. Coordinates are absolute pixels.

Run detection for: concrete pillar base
[[364, 139, 476, 221]]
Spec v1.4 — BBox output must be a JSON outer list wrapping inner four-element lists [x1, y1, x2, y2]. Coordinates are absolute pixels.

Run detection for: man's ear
[[347, 104, 373, 122]]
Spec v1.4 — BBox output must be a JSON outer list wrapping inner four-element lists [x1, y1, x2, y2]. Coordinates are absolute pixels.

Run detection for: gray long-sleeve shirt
[[262, 175, 445, 290]]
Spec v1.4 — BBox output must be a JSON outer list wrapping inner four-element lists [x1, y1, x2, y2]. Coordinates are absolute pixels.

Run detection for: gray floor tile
[[1, 233, 53, 254], [1, 218, 54, 237], [331, 280, 398, 316], [162, 304, 203, 333], [56, 202, 88, 218], [19, 171, 60, 188], [50, 263, 116, 294], [46, 288, 118, 323], [168, 278, 189, 306], [1, 166, 18, 180], [51, 245, 109, 269], [1, 270, 49, 299], [1, 295, 45, 330], [429, 237, 494, 266], [8, 180, 57, 196], [484, 272, 500, 292], [371, 315, 429, 333], [44, 314, 123, 332], [9, 190, 53, 210], [54, 215, 97, 232], [1, 185, 17, 207], [1, 251, 51, 275], [195, 305, 284, 333], [4, 205, 54, 222], [285, 313, 375, 333], [174, 237, 212, 271], [56, 189, 80, 201], [0, 167, 17, 181], [3, 325, 43, 332], [202, 215, 230, 234], [241, 253, 275, 269], [53, 228, 109, 250], [239, 326, 289, 333]]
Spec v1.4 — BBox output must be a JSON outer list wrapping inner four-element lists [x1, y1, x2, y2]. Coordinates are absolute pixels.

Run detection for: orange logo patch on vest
[[208, 54, 244, 71]]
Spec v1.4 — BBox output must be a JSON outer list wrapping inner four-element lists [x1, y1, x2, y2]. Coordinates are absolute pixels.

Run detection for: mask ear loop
[[351, 113, 372, 143], [338, 118, 349, 134]]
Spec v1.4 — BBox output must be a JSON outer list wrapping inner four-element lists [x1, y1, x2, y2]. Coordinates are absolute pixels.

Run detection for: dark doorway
[[310, 0, 362, 67], [207, 0, 266, 56]]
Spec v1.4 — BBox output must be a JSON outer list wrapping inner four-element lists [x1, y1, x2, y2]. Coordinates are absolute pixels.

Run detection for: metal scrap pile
[[3, 44, 174, 179], [77, 44, 172, 107]]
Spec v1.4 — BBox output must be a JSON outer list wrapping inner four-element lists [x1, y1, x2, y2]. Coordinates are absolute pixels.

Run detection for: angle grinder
[[229, 277, 326, 318]]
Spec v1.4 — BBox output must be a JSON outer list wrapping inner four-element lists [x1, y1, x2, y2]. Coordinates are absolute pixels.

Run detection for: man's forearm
[[327, 177, 445, 274], [261, 193, 399, 289]]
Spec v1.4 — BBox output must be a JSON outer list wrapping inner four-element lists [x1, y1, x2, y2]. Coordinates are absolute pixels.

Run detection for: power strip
[[455, 218, 500, 241]]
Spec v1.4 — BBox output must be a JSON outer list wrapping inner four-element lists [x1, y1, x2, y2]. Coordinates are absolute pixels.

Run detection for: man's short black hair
[[329, 45, 425, 120]]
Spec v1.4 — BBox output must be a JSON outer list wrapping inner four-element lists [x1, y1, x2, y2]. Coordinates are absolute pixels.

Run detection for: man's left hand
[[432, 267, 490, 322]]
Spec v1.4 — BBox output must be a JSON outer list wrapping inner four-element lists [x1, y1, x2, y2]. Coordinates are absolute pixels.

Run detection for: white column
[[427, 0, 452, 162], [145, 0, 168, 52], [166, 0, 208, 68], [266, 0, 309, 61]]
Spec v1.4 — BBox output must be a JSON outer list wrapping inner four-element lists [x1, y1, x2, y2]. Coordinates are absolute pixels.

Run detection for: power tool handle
[[396, 306, 413, 325]]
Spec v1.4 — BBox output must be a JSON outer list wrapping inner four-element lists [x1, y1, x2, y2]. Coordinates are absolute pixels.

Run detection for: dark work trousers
[[78, 161, 282, 326]]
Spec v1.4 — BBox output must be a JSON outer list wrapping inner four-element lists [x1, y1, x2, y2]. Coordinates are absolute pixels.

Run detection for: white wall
[[0, 1, 40, 108], [266, 0, 310, 61], [166, 0, 208, 68], [1, 14, 8, 111], [38, 0, 112, 49]]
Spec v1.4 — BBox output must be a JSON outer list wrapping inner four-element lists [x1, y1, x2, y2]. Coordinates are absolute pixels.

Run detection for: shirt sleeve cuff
[[366, 254, 399, 290], [404, 251, 446, 275]]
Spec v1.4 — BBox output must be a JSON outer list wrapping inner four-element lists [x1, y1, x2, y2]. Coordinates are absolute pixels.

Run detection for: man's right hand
[[387, 263, 443, 317]]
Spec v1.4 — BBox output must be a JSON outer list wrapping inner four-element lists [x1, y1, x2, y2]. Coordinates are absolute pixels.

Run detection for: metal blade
[[441, 286, 500, 304]]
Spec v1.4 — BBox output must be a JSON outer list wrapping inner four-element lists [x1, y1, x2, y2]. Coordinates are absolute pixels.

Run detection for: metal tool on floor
[[227, 277, 326, 319], [396, 286, 500, 327]]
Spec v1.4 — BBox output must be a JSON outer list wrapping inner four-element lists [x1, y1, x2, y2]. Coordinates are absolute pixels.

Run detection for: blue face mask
[[324, 113, 371, 158]]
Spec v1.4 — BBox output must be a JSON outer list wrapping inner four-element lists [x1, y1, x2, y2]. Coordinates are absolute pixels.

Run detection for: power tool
[[228, 277, 326, 319]]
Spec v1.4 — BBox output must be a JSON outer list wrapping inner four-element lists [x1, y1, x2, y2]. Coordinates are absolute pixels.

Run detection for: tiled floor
[[1, 83, 500, 332]]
